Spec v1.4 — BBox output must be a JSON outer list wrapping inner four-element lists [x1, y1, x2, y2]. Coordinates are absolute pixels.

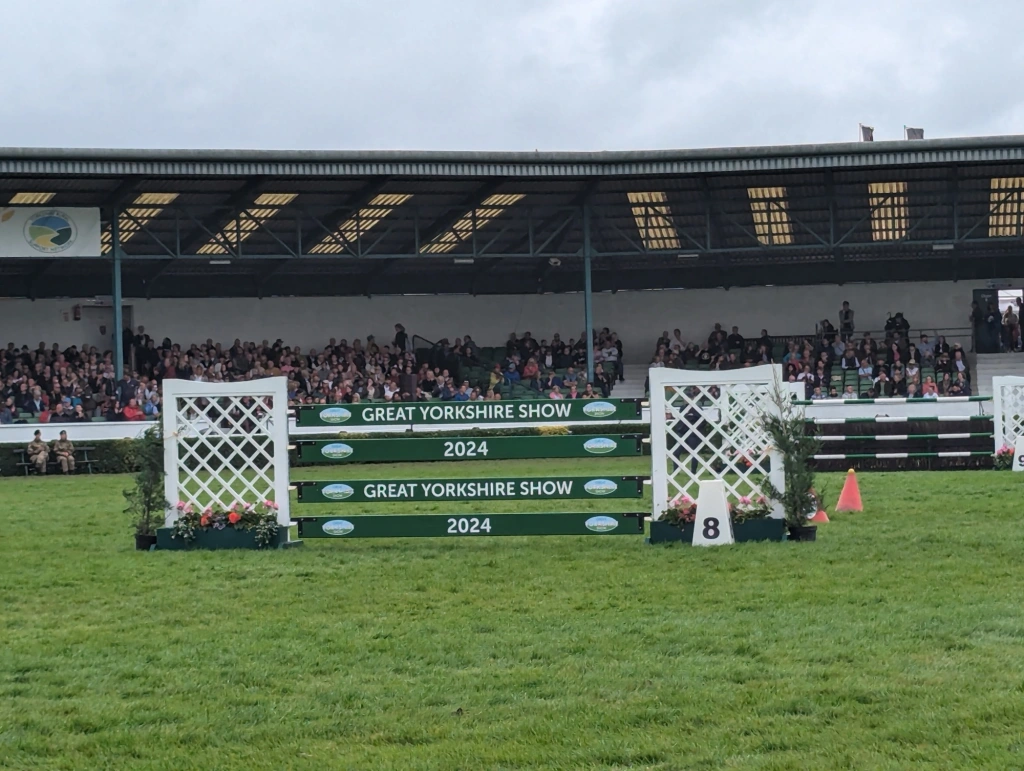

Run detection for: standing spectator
[[27, 430, 49, 474], [1003, 305, 1019, 352], [116, 369, 139, 407], [0, 397, 14, 425], [52, 430, 75, 474], [839, 301, 855, 341], [393, 324, 409, 354]]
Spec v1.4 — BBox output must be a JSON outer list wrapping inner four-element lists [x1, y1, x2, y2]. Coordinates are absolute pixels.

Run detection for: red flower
[[227, 512, 241, 524], [199, 515, 211, 527]]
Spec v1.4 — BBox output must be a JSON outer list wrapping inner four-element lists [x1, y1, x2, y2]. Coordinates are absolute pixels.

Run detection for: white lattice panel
[[649, 365, 786, 520], [162, 378, 291, 527], [993, 376, 1024, 451]]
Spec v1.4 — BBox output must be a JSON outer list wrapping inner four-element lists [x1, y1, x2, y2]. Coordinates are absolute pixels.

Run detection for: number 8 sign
[[692, 479, 735, 547]]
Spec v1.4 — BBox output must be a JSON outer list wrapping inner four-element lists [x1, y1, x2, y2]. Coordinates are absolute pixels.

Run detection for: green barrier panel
[[295, 475, 648, 503], [295, 398, 643, 428], [294, 435, 644, 464], [295, 512, 645, 538]]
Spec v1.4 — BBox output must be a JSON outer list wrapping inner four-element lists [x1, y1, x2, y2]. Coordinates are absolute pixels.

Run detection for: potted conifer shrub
[[123, 425, 166, 551], [760, 386, 822, 542]]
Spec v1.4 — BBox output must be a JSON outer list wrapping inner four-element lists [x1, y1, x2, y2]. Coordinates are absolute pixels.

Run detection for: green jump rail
[[293, 434, 645, 463], [807, 415, 991, 424], [794, 396, 991, 405], [295, 475, 648, 503], [817, 433, 993, 442], [294, 398, 645, 428], [294, 513, 646, 539], [813, 451, 992, 460]]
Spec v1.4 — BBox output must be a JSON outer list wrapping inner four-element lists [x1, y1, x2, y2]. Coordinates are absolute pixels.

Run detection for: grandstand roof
[[2, 135, 1024, 298]]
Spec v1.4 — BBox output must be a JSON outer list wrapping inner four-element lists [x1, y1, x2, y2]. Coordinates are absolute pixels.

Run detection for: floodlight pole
[[582, 204, 595, 383], [111, 207, 124, 372]]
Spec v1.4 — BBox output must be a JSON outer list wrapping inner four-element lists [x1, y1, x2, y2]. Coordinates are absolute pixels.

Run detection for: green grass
[[3, 464, 1024, 769]]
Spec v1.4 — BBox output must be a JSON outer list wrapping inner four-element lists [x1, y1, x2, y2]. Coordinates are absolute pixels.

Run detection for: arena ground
[[3, 462, 1023, 770]]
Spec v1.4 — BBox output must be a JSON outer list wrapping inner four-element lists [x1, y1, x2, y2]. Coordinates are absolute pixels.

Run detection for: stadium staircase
[[975, 353, 1024, 397]]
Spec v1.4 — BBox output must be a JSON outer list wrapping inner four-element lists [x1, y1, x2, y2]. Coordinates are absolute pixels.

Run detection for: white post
[[161, 377, 291, 529], [648, 364, 785, 521]]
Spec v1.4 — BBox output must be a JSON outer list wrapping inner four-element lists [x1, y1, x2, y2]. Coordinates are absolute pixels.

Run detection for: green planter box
[[648, 518, 785, 545], [155, 526, 295, 550]]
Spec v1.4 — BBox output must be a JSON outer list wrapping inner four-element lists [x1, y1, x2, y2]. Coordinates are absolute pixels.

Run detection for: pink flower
[[738, 496, 752, 505], [203, 507, 213, 516], [175, 501, 188, 510]]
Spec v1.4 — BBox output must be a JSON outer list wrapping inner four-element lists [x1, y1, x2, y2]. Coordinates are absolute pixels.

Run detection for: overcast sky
[[0, 0, 1020, 152]]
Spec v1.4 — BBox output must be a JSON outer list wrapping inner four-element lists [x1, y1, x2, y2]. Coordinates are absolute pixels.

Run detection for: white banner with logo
[[0, 207, 102, 257]]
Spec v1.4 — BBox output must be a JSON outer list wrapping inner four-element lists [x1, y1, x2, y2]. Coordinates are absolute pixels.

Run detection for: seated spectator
[[122, 398, 145, 421], [70, 404, 89, 423], [809, 386, 826, 401], [952, 349, 970, 381], [954, 371, 971, 396], [566, 383, 580, 399], [549, 385, 564, 400], [0, 397, 14, 425], [842, 385, 857, 399], [49, 402, 70, 423], [452, 384, 470, 402], [580, 383, 598, 399], [27, 430, 49, 474], [144, 393, 161, 417], [857, 358, 873, 378], [906, 382, 920, 399], [52, 430, 75, 474]]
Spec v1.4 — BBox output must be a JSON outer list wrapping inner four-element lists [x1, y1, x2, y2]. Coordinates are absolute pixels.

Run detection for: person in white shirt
[[601, 343, 619, 381]]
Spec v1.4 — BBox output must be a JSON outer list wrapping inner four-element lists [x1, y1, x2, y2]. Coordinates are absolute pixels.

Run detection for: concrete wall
[[0, 280, 984, 361]]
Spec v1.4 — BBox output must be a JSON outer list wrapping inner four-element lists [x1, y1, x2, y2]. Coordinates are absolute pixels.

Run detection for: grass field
[[3, 462, 1024, 770]]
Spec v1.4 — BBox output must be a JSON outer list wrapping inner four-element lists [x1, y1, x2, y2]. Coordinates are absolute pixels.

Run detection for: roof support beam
[[365, 180, 506, 293], [700, 177, 728, 286], [255, 179, 394, 296], [178, 177, 265, 254]]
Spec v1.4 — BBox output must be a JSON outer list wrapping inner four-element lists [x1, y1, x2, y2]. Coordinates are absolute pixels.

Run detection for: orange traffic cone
[[810, 508, 830, 523], [835, 469, 863, 512]]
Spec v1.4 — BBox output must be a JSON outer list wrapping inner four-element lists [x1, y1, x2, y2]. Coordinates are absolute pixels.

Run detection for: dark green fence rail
[[293, 434, 644, 464], [295, 513, 645, 539], [295, 475, 647, 503], [294, 398, 643, 428]]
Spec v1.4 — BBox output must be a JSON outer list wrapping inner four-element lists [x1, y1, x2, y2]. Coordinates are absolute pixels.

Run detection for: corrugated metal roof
[[2, 135, 1024, 177]]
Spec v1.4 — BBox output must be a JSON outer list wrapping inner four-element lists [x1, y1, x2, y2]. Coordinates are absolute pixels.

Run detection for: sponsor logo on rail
[[318, 407, 352, 424], [583, 478, 618, 495], [321, 483, 355, 500], [583, 437, 617, 455], [582, 401, 616, 419], [584, 516, 619, 533], [321, 519, 355, 536], [320, 443, 354, 459]]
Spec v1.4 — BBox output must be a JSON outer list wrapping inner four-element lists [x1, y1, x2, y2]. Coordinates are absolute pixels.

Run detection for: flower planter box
[[648, 518, 786, 545], [155, 526, 295, 551], [734, 518, 786, 542]]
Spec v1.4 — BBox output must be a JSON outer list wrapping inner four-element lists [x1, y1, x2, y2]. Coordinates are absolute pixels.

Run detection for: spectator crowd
[[649, 303, 973, 399], [1, 323, 626, 424]]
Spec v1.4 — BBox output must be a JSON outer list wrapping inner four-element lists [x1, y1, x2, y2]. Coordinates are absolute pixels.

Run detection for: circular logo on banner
[[584, 516, 619, 533], [24, 209, 77, 253], [319, 407, 352, 424], [322, 519, 355, 536], [320, 443, 354, 459], [321, 483, 355, 500], [584, 478, 618, 496], [583, 437, 617, 455], [582, 401, 616, 419]]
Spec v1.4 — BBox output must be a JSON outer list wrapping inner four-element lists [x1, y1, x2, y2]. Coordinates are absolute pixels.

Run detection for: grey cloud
[[0, 0, 1020, 151]]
